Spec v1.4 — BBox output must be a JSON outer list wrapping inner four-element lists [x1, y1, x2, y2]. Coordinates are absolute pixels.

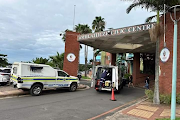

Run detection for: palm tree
[[75, 24, 92, 34], [0, 54, 8, 67], [49, 52, 64, 69], [92, 16, 106, 76], [33, 57, 49, 64], [61, 29, 72, 42], [92, 16, 105, 32], [126, 0, 180, 104], [75, 24, 92, 77]]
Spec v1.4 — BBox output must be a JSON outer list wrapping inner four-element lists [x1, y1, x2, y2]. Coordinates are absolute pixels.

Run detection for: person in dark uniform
[[145, 76, 150, 89], [100, 69, 108, 88], [128, 75, 134, 88]]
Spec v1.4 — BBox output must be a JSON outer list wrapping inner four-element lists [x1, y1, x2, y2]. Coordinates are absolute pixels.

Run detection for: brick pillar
[[63, 31, 80, 76], [111, 53, 116, 66], [159, 11, 180, 94], [133, 53, 140, 85]]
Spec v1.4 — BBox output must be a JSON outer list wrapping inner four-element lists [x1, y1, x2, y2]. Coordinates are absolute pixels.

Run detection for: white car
[[0, 68, 11, 85]]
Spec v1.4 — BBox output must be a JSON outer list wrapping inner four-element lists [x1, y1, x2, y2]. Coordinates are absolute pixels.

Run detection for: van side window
[[58, 71, 67, 77], [13, 67, 17, 74], [30, 66, 43, 73]]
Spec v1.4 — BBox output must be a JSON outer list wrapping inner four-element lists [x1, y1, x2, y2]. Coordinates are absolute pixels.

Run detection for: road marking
[[87, 96, 147, 120]]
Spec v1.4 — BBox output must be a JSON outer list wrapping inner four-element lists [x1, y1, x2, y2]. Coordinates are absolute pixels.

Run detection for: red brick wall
[[63, 31, 80, 76], [159, 12, 180, 94]]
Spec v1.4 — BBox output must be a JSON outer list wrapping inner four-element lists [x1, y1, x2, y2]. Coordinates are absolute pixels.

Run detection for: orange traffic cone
[[110, 88, 116, 101]]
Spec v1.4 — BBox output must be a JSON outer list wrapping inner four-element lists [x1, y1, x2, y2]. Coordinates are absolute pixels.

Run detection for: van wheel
[[69, 83, 77, 92], [30, 84, 43, 96]]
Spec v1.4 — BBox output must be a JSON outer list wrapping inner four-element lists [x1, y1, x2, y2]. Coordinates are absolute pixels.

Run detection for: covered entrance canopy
[[78, 23, 156, 53]]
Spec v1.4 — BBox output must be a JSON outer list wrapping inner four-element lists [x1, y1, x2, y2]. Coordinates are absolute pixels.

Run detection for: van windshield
[[0, 69, 11, 73]]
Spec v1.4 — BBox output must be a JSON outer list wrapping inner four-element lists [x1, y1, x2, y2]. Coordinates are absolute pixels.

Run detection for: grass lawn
[[82, 76, 91, 79], [156, 118, 180, 120]]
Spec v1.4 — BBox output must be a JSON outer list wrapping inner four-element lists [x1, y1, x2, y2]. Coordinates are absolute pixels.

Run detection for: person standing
[[128, 75, 134, 88], [100, 69, 108, 88], [145, 76, 150, 89]]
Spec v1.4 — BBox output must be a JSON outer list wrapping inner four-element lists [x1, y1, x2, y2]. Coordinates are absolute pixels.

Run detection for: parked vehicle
[[77, 72, 82, 81], [11, 62, 79, 96], [92, 65, 123, 93], [0, 67, 11, 85]]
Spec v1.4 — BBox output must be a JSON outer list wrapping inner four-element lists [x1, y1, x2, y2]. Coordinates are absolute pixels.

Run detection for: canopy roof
[[78, 23, 156, 53]]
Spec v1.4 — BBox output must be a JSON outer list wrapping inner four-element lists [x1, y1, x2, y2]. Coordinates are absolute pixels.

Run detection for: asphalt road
[[0, 81, 145, 120]]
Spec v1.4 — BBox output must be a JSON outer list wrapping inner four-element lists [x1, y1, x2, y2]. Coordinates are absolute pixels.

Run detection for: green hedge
[[156, 118, 180, 120], [124, 73, 131, 80], [82, 76, 91, 79], [145, 90, 180, 104]]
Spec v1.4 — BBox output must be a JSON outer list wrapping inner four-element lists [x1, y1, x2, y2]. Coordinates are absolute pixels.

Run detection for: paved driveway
[[0, 84, 145, 120]]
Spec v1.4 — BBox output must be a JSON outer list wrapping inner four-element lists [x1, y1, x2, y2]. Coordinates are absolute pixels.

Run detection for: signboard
[[160, 48, 170, 63], [78, 23, 155, 40], [67, 53, 76, 62]]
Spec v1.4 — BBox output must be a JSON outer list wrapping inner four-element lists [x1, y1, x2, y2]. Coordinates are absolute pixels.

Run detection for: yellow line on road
[[87, 96, 147, 120]]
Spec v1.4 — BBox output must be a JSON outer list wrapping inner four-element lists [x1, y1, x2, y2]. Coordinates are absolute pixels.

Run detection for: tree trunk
[[153, 10, 160, 104], [84, 45, 88, 77]]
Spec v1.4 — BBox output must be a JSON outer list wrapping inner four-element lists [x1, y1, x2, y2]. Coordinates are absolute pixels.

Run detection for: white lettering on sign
[[137, 26, 142, 31], [77, 23, 155, 40]]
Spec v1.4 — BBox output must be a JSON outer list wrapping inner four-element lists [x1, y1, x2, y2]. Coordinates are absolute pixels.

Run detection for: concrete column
[[111, 53, 116, 66]]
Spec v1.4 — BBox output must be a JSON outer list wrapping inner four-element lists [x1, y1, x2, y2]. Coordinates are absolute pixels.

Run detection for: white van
[[11, 62, 79, 96], [92, 65, 123, 93]]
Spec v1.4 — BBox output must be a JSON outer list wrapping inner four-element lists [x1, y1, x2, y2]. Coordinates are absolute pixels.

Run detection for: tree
[[75, 24, 92, 77], [49, 52, 64, 70], [126, 0, 180, 104], [33, 57, 49, 64], [75, 24, 92, 34], [92, 16, 105, 32], [0, 54, 8, 67], [91, 16, 106, 75], [61, 29, 72, 42]]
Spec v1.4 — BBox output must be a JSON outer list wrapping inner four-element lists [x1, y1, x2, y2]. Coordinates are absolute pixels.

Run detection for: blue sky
[[0, 0, 155, 64]]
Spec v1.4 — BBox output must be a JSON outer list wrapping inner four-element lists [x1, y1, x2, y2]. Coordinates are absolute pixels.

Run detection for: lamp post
[[168, 5, 180, 120], [73, 5, 76, 31]]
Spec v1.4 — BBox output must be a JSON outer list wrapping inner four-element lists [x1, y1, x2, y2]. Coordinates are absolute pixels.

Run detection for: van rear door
[[112, 66, 118, 90], [11, 63, 19, 77]]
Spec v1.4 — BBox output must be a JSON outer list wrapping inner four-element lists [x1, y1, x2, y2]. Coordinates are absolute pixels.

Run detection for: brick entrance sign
[[63, 31, 80, 76], [159, 11, 180, 94]]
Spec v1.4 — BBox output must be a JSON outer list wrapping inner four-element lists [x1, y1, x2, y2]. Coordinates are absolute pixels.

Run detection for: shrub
[[145, 90, 180, 104], [176, 93, 180, 104], [156, 117, 180, 120], [124, 73, 131, 80], [160, 94, 171, 104], [145, 89, 154, 101]]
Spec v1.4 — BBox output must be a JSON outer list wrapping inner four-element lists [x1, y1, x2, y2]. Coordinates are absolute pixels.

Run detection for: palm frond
[[126, 2, 145, 14], [145, 15, 157, 23]]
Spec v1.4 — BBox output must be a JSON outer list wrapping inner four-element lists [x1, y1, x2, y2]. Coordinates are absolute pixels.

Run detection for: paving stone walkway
[[104, 100, 180, 120]]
